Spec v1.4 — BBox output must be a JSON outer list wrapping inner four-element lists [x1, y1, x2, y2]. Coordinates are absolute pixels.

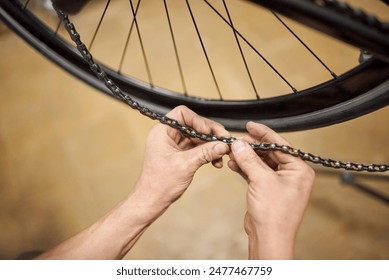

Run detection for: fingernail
[[232, 140, 245, 154], [215, 143, 229, 155]]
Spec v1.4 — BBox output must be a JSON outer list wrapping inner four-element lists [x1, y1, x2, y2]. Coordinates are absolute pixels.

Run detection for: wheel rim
[[1, 0, 389, 131]]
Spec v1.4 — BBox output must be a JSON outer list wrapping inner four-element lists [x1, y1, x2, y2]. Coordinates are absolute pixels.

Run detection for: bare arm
[[37, 106, 230, 259], [36, 189, 162, 259]]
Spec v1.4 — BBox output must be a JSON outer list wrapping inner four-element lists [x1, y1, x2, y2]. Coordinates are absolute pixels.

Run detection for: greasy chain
[[53, 5, 389, 173]]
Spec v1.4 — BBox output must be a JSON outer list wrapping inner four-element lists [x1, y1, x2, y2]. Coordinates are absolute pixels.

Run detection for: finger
[[261, 154, 278, 170], [227, 159, 239, 172], [227, 159, 247, 180], [167, 106, 230, 138], [246, 122, 289, 145], [230, 140, 271, 180], [246, 122, 299, 167], [228, 152, 245, 175], [237, 134, 279, 170], [183, 141, 229, 171], [212, 157, 223, 169], [227, 160, 242, 175]]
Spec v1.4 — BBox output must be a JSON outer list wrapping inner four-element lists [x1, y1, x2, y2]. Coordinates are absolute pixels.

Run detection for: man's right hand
[[228, 122, 315, 259]]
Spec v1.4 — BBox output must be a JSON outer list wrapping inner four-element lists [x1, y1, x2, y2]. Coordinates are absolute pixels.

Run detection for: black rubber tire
[[1, 0, 388, 132]]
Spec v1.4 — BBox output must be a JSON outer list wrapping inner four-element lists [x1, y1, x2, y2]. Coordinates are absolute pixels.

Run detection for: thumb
[[231, 140, 268, 179], [184, 142, 229, 171]]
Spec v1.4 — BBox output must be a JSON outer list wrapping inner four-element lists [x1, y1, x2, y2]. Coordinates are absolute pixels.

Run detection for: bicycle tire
[[1, 0, 388, 132]]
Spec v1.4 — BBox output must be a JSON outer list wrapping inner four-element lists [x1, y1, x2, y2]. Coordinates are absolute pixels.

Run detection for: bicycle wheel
[[1, 0, 388, 132]]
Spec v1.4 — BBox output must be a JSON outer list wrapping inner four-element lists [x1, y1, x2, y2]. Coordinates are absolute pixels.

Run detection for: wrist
[[128, 178, 176, 222], [85, 190, 168, 259], [246, 225, 295, 260]]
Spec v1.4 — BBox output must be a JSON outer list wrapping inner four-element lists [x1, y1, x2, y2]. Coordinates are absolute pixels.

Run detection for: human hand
[[228, 122, 315, 259], [36, 106, 229, 260], [132, 106, 230, 219], [52, 0, 91, 14]]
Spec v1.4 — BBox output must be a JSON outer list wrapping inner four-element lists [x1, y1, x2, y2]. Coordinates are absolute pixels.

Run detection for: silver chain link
[[53, 4, 389, 173]]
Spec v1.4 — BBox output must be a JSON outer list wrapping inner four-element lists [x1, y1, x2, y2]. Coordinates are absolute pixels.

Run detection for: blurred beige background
[[0, 0, 388, 259]]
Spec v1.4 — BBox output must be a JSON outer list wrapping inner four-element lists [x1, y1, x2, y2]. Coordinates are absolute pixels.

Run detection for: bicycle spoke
[[272, 11, 337, 78], [203, 0, 297, 93], [163, 0, 188, 96], [186, 0, 223, 100], [54, 18, 61, 35], [89, 0, 112, 50], [118, 0, 141, 73], [23, 0, 31, 10], [128, 0, 153, 87], [223, 0, 260, 99]]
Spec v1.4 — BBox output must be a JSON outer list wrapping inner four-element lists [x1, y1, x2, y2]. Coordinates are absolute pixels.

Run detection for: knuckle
[[199, 146, 214, 164], [308, 166, 316, 179], [298, 165, 315, 192], [175, 105, 189, 112], [302, 164, 315, 181]]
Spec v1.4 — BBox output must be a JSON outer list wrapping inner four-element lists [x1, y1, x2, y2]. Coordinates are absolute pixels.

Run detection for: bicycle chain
[[53, 4, 389, 173]]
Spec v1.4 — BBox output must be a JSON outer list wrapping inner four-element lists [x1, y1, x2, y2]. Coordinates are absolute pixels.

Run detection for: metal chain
[[53, 4, 389, 173]]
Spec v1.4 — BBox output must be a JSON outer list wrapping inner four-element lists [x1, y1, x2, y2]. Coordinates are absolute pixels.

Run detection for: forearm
[[36, 182, 168, 260], [247, 227, 295, 260]]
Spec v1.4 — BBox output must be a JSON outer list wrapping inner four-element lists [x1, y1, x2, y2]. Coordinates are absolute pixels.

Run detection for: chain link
[[53, 4, 389, 173]]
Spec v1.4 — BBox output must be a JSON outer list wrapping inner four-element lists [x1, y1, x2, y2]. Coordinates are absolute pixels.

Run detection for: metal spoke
[[203, 0, 297, 93], [89, 0, 112, 50], [54, 18, 61, 35], [23, 0, 31, 10], [118, 0, 141, 73], [223, 0, 260, 99], [128, 0, 153, 87], [163, 0, 188, 95], [186, 0, 223, 100], [272, 11, 337, 78]]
